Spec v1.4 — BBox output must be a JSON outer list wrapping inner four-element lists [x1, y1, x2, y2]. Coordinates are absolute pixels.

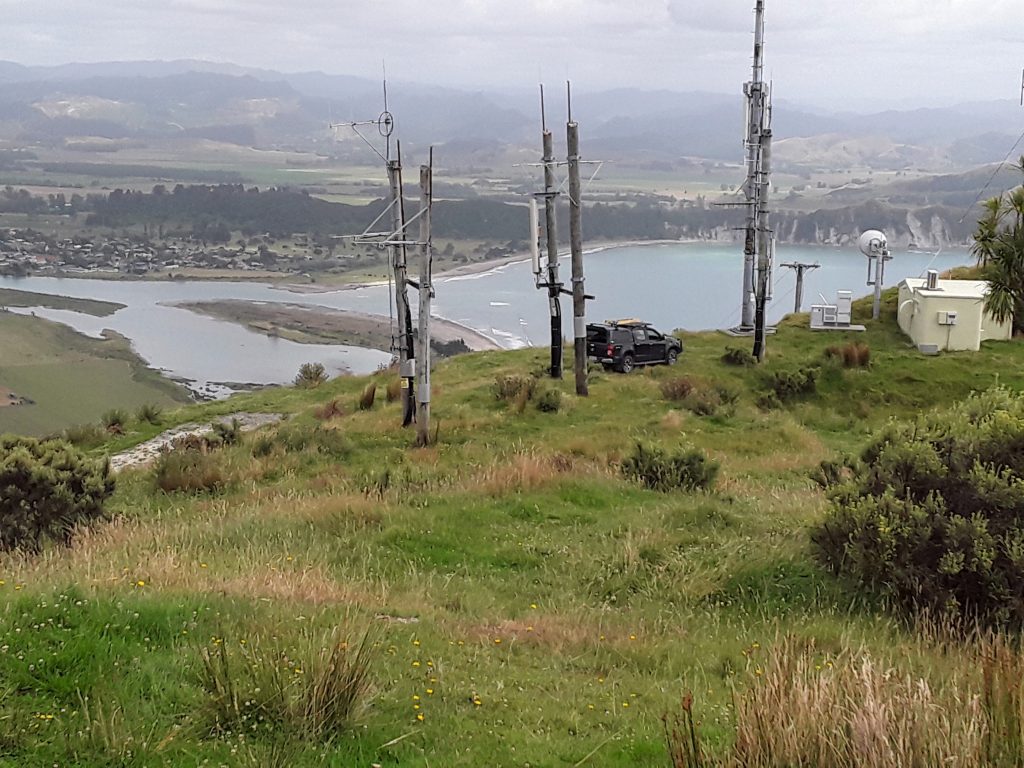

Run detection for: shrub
[[755, 390, 782, 411], [766, 366, 819, 402], [357, 384, 376, 411], [135, 403, 163, 425], [211, 418, 243, 447], [198, 628, 375, 741], [274, 423, 350, 458], [664, 377, 738, 417], [809, 456, 856, 489], [294, 362, 328, 389], [251, 433, 277, 458], [0, 436, 115, 551], [686, 389, 721, 417], [313, 398, 345, 421], [384, 379, 402, 403], [621, 442, 719, 492], [824, 342, 871, 368], [660, 377, 695, 402], [62, 422, 107, 449], [535, 387, 562, 413], [493, 375, 537, 402], [102, 408, 128, 434], [154, 447, 225, 493], [811, 387, 1024, 627], [721, 346, 755, 367]]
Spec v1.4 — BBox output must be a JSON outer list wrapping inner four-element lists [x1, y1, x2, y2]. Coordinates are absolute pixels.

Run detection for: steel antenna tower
[[737, 0, 773, 341], [330, 83, 416, 425]]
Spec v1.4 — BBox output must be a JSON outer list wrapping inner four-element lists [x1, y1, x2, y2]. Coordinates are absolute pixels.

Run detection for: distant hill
[[0, 59, 1019, 171]]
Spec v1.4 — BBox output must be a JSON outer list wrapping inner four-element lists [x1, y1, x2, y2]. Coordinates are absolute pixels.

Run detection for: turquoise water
[[0, 243, 970, 391]]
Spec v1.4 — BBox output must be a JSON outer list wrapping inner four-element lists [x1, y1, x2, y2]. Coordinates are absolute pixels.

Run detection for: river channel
[[0, 243, 970, 396]]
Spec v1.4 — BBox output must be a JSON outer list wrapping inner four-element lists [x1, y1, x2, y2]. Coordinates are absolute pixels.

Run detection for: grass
[[0, 289, 1023, 765], [0, 314, 189, 436]]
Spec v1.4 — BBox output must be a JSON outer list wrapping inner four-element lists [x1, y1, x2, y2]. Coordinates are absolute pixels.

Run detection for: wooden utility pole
[[752, 128, 773, 363], [540, 88, 563, 379], [780, 261, 820, 313], [387, 146, 416, 426], [415, 159, 433, 447], [566, 87, 588, 396]]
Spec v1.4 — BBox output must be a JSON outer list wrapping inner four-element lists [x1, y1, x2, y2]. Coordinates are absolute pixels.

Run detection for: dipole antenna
[[329, 85, 416, 425]]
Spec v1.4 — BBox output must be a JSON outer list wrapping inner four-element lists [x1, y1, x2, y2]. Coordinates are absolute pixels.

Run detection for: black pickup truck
[[585, 320, 683, 373]]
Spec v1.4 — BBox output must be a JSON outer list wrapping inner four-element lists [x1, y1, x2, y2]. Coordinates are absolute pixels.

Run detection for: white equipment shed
[[897, 275, 1013, 353]]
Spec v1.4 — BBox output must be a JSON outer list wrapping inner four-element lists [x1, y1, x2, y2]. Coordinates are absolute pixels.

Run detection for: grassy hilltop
[[1, 292, 1023, 766]]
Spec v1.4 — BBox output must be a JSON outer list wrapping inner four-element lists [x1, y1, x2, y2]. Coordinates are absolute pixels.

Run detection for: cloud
[[0, 0, 1019, 108]]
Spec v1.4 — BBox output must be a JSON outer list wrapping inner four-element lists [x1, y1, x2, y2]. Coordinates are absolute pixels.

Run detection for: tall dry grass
[[198, 627, 376, 741], [668, 634, 1024, 768]]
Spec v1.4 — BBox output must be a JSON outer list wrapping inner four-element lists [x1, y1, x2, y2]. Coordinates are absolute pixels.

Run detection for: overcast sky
[[2, 0, 1022, 110]]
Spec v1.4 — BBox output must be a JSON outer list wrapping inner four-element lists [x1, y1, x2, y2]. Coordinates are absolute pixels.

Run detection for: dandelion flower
[[416, 713, 424, 722]]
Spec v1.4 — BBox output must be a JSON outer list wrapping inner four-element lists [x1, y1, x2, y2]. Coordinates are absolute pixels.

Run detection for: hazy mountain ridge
[[0, 59, 1018, 169]]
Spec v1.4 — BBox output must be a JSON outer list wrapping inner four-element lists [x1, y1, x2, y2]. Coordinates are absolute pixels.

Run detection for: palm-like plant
[[981, 157, 1024, 334]]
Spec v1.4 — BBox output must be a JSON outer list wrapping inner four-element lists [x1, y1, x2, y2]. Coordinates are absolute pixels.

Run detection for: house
[[897, 274, 1013, 353]]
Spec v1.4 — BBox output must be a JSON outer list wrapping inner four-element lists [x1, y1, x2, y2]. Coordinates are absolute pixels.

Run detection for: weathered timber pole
[[415, 160, 433, 446], [542, 112, 563, 379], [387, 147, 415, 426], [781, 261, 820, 313], [752, 128, 773, 362], [567, 103, 587, 396]]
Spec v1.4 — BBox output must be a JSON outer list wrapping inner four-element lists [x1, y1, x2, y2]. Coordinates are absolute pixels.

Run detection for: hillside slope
[[1, 292, 1022, 765]]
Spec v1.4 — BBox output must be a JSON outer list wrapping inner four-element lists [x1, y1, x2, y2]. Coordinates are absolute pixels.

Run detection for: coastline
[[280, 238, 695, 295], [174, 300, 504, 353]]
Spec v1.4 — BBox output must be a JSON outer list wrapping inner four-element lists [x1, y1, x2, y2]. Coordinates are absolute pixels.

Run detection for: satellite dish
[[858, 230, 887, 258]]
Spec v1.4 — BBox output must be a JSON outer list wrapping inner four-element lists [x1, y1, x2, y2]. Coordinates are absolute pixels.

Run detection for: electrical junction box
[[810, 305, 825, 329], [937, 310, 958, 326], [836, 291, 852, 324]]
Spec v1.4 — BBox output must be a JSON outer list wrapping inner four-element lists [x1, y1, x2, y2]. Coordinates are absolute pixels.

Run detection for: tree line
[[0, 182, 981, 246]]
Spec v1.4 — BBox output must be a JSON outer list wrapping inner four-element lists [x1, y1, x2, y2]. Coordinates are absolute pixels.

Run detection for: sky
[[1, 0, 1022, 110]]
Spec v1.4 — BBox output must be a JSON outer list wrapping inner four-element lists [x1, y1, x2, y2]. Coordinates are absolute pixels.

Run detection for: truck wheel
[[619, 353, 635, 374], [666, 349, 678, 366]]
